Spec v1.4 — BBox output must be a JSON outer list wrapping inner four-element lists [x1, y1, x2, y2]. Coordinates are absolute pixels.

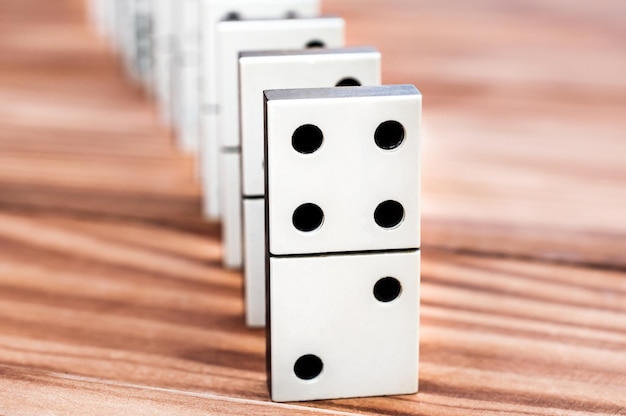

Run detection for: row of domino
[[87, 0, 422, 403]]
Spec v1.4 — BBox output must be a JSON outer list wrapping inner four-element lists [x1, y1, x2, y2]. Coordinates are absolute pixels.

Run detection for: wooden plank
[[0, 212, 625, 414], [0, 365, 358, 416], [0, 0, 203, 229]]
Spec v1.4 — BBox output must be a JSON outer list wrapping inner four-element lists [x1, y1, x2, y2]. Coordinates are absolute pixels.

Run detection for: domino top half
[[264, 84, 422, 257]]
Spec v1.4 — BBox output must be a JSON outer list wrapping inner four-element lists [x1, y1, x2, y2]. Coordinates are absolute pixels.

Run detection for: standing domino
[[132, 0, 154, 90], [239, 47, 381, 326], [199, 0, 320, 219], [265, 85, 422, 402], [153, 0, 174, 124], [216, 17, 345, 268], [172, 0, 201, 151]]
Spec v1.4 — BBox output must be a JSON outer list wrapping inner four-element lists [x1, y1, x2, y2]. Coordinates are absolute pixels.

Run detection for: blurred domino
[[239, 47, 381, 326], [265, 85, 422, 401], [198, 0, 320, 220], [130, 0, 154, 89], [152, 0, 174, 124], [215, 16, 344, 268]]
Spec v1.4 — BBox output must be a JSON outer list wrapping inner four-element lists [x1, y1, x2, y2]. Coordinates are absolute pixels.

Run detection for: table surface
[[1, 0, 625, 414]]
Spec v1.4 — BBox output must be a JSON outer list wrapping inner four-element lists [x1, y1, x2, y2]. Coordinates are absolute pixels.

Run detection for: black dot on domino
[[223, 11, 241, 21], [375, 120, 405, 150], [294, 354, 323, 380], [305, 40, 325, 48], [374, 200, 404, 229], [292, 124, 323, 154], [374, 277, 402, 302], [335, 77, 361, 87], [293, 203, 324, 232]]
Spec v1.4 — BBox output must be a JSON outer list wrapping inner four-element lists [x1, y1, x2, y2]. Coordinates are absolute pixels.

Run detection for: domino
[[153, 0, 174, 124], [87, 0, 107, 38], [170, 0, 200, 153], [198, 0, 320, 220], [172, 0, 201, 152], [131, 0, 154, 90], [239, 47, 382, 327], [265, 85, 421, 401], [215, 16, 345, 268]]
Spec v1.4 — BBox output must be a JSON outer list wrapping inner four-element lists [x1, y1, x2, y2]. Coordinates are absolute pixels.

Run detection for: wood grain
[[0, 366, 357, 416], [1, 0, 625, 414], [0, 214, 625, 414]]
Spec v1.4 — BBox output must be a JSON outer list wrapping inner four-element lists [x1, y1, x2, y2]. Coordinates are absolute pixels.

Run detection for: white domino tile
[[265, 85, 422, 401], [265, 85, 422, 256]]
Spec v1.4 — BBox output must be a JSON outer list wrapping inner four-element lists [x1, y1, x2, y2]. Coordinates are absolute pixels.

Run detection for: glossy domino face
[[265, 85, 422, 256], [220, 152, 243, 269], [269, 250, 420, 402]]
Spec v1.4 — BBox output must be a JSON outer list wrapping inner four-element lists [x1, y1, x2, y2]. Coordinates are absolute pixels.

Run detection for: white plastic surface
[[176, 60, 200, 152], [220, 152, 243, 269], [242, 198, 265, 327], [265, 86, 422, 256], [199, 0, 320, 220], [240, 48, 380, 328], [201, 108, 221, 218], [269, 250, 420, 402]]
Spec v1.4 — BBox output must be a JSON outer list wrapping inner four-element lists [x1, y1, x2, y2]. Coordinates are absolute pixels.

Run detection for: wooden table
[[1, 0, 625, 414]]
